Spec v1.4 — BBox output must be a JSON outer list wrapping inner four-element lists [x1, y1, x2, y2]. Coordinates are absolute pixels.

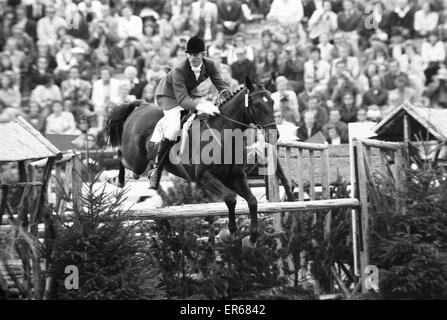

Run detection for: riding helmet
[[185, 36, 206, 54]]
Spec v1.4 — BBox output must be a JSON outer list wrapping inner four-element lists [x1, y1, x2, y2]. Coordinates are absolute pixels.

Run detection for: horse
[[105, 77, 282, 247]]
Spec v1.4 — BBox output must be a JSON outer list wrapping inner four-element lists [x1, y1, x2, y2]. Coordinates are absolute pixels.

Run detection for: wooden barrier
[[352, 138, 405, 294], [127, 198, 360, 220]]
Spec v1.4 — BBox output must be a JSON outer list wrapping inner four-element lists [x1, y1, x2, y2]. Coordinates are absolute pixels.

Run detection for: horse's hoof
[[219, 229, 235, 243], [241, 236, 257, 251]]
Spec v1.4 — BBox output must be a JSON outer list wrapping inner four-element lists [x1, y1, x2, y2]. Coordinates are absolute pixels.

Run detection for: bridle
[[216, 88, 277, 130]]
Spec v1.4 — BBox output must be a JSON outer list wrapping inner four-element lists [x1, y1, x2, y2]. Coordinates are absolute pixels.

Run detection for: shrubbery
[[48, 179, 166, 300], [371, 163, 447, 299], [150, 177, 315, 299]]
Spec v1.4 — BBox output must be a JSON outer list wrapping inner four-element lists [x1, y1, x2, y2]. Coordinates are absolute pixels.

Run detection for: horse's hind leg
[[198, 171, 237, 240]]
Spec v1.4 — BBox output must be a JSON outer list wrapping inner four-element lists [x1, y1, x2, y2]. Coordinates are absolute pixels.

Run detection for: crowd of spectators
[[0, 0, 447, 147]]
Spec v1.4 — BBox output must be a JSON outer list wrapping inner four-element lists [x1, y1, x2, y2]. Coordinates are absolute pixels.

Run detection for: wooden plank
[[309, 150, 315, 200], [127, 198, 361, 220], [71, 156, 82, 213], [278, 141, 328, 151], [321, 149, 331, 241], [0, 182, 44, 188], [298, 149, 304, 201], [356, 138, 401, 151], [355, 140, 370, 294]]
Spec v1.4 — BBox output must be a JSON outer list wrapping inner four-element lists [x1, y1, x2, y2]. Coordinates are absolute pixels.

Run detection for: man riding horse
[[149, 36, 232, 189]]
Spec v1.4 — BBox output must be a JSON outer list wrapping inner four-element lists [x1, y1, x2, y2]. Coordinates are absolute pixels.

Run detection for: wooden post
[[355, 140, 370, 294], [298, 149, 304, 201], [266, 131, 286, 281], [403, 114, 410, 160], [321, 149, 331, 241], [71, 156, 82, 213]]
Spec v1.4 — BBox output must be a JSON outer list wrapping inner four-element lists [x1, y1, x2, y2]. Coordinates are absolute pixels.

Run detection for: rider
[[148, 36, 232, 189]]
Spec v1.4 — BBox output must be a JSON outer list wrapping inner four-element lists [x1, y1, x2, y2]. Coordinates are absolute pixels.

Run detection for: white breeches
[[163, 106, 184, 141]]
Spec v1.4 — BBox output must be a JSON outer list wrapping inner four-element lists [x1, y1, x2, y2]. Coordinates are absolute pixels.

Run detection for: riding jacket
[[155, 57, 230, 111]]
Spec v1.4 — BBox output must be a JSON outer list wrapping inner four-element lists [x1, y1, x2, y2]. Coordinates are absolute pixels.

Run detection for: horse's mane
[[217, 85, 246, 109]]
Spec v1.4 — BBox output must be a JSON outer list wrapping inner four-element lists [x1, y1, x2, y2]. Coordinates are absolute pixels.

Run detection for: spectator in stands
[[91, 66, 120, 128], [267, 0, 304, 26], [220, 64, 240, 92], [388, 0, 415, 38], [230, 47, 257, 84], [298, 81, 315, 114], [322, 108, 349, 143], [306, 94, 329, 128], [339, 91, 358, 123], [24, 101, 46, 133], [304, 46, 331, 90], [326, 124, 343, 145], [61, 66, 92, 118], [307, 0, 338, 44], [271, 76, 299, 115], [55, 36, 77, 79], [258, 50, 279, 83], [14, 5, 37, 42], [274, 109, 299, 142], [389, 72, 417, 105], [362, 74, 388, 108], [297, 110, 321, 141], [29, 74, 62, 114], [337, 0, 362, 52], [217, 0, 246, 36], [0, 71, 21, 109], [125, 65, 147, 100], [29, 56, 52, 90], [78, 0, 103, 21], [424, 66, 447, 108], [191, 0, 218, 34], [332, 42, 360, 78], [36, 5, 66, 47], [421, 31, 446, 84], [414, 1, 439, 37], [45, 100, 77, 134], [317, 32, 335, 62], [228, 33, 254, 65], [25, 0, 46, 22], [143, 81, 157, 104], [382, 60, 401, 90], [117, 5, 143, 41], [66, 6, 90, 40], [363, 34, 390, 66], [208, 31, 233, 65]]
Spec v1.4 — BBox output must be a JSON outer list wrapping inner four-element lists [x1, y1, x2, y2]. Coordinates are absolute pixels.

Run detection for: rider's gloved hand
[[196, 100, 221, 116]]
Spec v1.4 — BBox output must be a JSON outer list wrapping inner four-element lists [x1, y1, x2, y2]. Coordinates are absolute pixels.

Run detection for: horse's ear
[[245, 77, 254, 91]]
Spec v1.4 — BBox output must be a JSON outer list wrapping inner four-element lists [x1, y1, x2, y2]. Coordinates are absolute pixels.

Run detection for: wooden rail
[[126, 198, 360, 220]]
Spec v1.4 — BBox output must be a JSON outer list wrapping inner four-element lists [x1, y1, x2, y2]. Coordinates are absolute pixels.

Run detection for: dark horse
[[105, 78, 279, 246]]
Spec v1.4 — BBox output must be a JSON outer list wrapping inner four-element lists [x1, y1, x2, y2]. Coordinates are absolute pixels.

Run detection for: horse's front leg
[[230, 173, 258, 247], [198, 171, 238, 240]]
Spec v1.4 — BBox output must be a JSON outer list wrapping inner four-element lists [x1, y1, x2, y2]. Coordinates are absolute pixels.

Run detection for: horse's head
[[245, 77, 277, 132]]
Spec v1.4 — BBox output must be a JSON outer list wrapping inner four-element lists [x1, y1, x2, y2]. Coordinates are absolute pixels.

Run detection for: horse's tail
[[104, 100, 142, 147]]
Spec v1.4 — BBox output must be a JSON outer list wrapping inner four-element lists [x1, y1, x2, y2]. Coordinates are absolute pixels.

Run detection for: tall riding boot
[[149, 138, 175, 189]]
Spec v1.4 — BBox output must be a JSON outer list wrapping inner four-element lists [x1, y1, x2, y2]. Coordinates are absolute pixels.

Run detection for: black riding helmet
[[185, 36, 206, 54]]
